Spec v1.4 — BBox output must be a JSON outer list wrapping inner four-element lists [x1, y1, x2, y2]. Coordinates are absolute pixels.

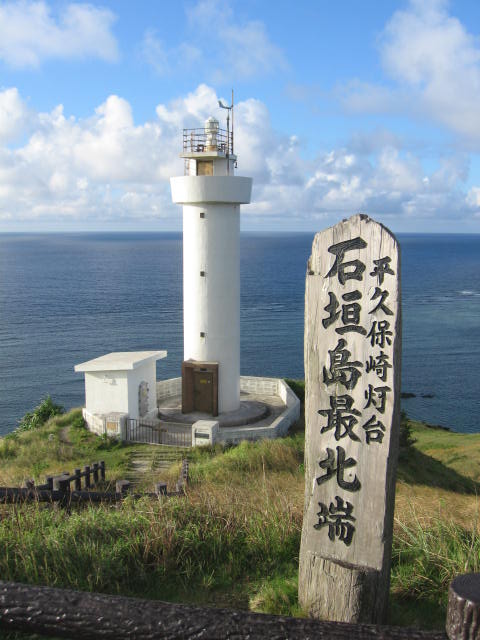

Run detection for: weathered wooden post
[[446, 573, 480, 639], [56, 477, 71, 511], [299, 214, 401, 624], [74, 469, 82, 491], [84, 465, 91, 489], [100, 461, 106, 481], [92, 462, 99, 485], [45, 476, 53, 491], [155, 482, 168, 496]]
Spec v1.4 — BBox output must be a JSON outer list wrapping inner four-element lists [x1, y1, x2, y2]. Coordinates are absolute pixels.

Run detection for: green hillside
[[1, 385, 479, 633]]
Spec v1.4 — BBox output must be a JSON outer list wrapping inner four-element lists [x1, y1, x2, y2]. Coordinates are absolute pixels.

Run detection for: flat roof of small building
[[74, 350, 167, 373]]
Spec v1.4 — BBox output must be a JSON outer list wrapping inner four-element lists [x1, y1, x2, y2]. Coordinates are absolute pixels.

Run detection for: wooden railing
[[0, 579, 447, 639], [0, 459, 190, 506]]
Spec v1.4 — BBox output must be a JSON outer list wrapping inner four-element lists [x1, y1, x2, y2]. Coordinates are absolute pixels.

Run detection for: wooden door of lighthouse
[[193, 370, 213, 413], [182, 361, 218, 416]]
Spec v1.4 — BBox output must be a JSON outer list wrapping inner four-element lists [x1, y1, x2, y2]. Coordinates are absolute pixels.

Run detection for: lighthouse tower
[[170, 113, 252, 415]]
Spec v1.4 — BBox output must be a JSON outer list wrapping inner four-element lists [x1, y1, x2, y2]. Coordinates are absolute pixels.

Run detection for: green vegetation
[[1, 381, 480, 633], [15, 396, 64, 434]]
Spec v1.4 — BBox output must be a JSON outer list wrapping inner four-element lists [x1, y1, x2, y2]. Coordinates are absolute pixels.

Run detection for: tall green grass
[[388, 501, 480, 628], [0, 488, 301, 607], [2, 393, 480, 630]]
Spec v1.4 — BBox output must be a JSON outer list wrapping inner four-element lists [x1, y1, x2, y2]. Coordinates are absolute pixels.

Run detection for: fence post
[[59, 478, 70, 511], [116, 480, 131, 497], [45, 476, 53, 491], [92, 463, 99, 485], [74, 469, 82, 491], [100, 461, 106, 481], [446, 573, 480, 639], [155, 482, 167, 496], [84, 465, 91, 489], [52, 476, 70, 510]]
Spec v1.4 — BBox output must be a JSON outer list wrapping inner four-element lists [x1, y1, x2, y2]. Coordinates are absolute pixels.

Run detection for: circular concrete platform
[[159, 398, 270, 427]]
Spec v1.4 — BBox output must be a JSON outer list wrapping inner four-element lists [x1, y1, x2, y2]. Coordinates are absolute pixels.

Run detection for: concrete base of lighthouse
[[157, 375, 301, 445], [161, 397, 270, 428]]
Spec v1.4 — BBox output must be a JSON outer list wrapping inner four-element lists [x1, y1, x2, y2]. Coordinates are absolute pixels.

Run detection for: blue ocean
[[0, 232, 479, 437]]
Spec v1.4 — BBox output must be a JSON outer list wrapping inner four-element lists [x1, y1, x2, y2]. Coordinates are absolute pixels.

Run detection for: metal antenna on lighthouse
[[218, 90, 234, 174]]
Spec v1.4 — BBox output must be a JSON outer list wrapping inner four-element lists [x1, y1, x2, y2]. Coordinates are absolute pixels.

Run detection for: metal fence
[[125, 419, 192, 447], [182, 127, 232, 155]]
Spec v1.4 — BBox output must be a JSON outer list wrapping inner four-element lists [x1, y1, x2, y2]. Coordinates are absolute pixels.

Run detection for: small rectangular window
[[200, 271, 205, 277], [197, 160, 213, 176], [200, 212, 205, 219], [200, 332, 205, 338]]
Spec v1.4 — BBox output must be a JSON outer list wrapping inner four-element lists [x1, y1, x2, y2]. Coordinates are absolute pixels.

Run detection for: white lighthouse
[[170, 109, 252, 415]]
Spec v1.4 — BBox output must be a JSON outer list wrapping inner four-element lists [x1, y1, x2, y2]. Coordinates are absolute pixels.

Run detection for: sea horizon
[[0, 231, 479, 436]]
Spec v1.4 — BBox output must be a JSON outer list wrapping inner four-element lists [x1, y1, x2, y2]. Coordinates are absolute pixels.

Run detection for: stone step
[[124, 448, 189, 487]]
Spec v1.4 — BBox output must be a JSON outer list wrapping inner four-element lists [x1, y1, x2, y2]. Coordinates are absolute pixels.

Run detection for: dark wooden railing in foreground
[[0, 459, 190, 506], [0, 580, 447, 640]]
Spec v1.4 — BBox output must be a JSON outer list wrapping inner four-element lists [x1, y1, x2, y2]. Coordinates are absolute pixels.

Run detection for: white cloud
[[0, 87, 32, 143], [0, 1, 119, 68], [0, 84, 478, 228], [140, 29, 201, 76], [341, 0, 480, 146], [141, 0, 286, 80]]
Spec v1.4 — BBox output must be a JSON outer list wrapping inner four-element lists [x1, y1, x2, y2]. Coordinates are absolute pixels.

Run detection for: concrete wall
[[85, 371, 129, 416], [240, 376, 279, 395], [84, 362, 157, 421], [215, 379, 300, 445], [126, 360, 157, 420], [157, 377, 182, 400], [82, 409, 106, 436]]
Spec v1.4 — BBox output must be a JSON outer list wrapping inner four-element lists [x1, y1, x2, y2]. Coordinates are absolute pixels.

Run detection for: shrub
[[17, 396, 64, 433]]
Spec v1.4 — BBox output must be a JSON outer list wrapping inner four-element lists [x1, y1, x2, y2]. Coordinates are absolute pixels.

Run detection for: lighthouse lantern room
[[170, 104, 252, 415]]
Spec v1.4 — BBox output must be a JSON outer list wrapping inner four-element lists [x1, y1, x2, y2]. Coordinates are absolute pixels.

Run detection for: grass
[[1, 381, 480, 633]]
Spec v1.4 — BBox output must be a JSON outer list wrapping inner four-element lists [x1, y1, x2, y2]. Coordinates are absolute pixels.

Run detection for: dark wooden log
[[446, 573, 480, 639], [0, 580, 446, 640], [74, 468, 82, 491], [45, 476, 54, 490], [84, 465, 91, 488], [0, 488, 57, 503], [0, 488, 184, 504], [100, 460, 106, 481], [93, 462, 99, 485]]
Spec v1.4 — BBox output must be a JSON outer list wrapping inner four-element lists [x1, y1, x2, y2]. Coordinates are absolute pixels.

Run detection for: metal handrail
[[182, 127, 233, 154]]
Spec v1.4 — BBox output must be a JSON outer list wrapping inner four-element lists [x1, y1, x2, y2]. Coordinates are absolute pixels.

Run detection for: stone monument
[[298, 213, 401, 623]]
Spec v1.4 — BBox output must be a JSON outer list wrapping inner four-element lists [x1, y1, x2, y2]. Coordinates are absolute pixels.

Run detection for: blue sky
[[1, 0, 480, 232]]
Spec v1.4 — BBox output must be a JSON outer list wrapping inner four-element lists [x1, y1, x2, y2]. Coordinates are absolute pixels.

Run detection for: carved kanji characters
[[364, 385, 391, 414], [322, 291, 367, 335], [318, 394, 361, 441], [326, 237, 367, 285], [367, 320, 392, 348], [362, 415, 386, 444], [316, 446, 361, 492], [314, 496, 356, 546], [323, 338, 363, 391], [365, 351, 392, 382], [370, 256, 394, 285], [369, 287, 394, 316]]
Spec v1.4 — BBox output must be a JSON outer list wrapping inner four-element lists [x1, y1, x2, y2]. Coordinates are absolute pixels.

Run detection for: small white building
[[74, 351, 166, 436]]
